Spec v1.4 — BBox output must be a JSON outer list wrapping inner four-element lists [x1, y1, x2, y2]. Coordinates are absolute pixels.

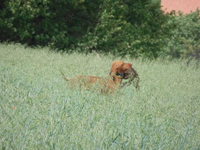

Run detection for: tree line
[[0, 0, 200, 59]]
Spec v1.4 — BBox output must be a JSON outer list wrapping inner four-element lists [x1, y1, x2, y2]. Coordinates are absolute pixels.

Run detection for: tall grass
[[0, 43, 200, 149]]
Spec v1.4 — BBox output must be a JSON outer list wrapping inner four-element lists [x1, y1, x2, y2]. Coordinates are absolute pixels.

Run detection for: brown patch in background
[[161, 0, 200, 14]]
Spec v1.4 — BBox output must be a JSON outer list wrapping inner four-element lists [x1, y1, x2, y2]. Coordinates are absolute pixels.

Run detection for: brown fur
[[110, 60, 140, 89], [61, 67, 123, 94]]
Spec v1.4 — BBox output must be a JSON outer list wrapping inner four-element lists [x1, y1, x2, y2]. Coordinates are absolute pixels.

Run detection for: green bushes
[[0, 0, 200, 59], [163, 10, 200, 59], [0, 0, 101, 48], [76, 0, 170, 58]]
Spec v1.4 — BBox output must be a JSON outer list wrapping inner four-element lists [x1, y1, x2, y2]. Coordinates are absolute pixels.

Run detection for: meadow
[[0, 43, 200, 149]]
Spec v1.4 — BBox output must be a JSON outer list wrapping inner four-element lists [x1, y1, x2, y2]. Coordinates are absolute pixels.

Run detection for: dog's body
[[61, 69, 123, 94], [61, 60, 139, 93], [110, 60, 140, 89]]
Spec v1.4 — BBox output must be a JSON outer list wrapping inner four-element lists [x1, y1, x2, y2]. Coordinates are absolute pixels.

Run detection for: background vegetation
[[1, 1, 200, 149], [1, 44, 200, 149], [0, 0, 199, 59]]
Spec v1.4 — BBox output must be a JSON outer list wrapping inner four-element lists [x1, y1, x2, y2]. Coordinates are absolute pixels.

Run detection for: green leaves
[[0, 0, 100, 47], [81, 0, 169, 58], [0, 0, 199, 59], [164, 10, 200, 59]]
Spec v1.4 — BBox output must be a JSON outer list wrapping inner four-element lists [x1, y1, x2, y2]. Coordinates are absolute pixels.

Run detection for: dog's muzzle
[[115, 72, 126, 78], [109, 72, 126, 79]]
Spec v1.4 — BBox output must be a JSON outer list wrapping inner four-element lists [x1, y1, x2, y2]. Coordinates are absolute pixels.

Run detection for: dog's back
[[61, 73, 122, 93], [61, 64, 124, 93], [69, 75, 101, 89]]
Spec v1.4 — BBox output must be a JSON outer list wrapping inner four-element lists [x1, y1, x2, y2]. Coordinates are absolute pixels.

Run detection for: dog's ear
[[110, 65, 121, 76], [122, 63, 132, 70], [110, 60, 124, 72], [128, 63, 132, 67], [123, 63, 132, 66]]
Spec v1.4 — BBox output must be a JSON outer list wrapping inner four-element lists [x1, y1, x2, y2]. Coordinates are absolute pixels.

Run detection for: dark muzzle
[[116, 72, 126, 78]]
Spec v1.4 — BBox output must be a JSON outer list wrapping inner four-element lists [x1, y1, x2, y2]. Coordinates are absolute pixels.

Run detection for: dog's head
[[109, 66, 124, 79], [110, 60, 134, 79]]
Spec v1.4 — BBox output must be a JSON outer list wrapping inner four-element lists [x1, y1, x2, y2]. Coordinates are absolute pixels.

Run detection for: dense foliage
[[0, 0, 199, 58], [163, 11, 200, 59], [0, 0, 101, 48]]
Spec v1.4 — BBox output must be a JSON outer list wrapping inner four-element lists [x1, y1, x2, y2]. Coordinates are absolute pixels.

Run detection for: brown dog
[[110, 60, 140, 89], [61, 66, 124, 94]]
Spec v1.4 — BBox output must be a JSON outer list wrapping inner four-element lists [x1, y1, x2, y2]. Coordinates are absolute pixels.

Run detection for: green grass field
[[0, 43, 200, 149]]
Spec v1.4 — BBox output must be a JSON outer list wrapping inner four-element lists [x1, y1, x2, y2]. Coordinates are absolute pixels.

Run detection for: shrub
[[163, 10, 200, 59], [77, 0, 170, 58], [0, 0, 101, 49], [4, 0, 199, 59]]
